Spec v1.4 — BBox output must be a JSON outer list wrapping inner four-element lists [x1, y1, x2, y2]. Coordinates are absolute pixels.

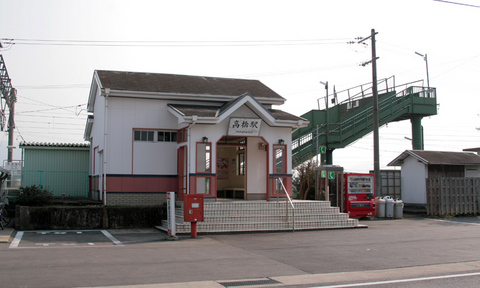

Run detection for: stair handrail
[[327, 91, 400, 138], [312, 85, 433, 140], [293, 84, 436, 166], [276, 178, 295, 232], [330, 85, 435, 138], [293, 88, 402, 160], [339, 79, 425, 106], [317, 76, 396, 109]]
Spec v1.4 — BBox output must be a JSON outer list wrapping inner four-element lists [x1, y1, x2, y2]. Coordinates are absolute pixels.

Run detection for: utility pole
[[371, 29, 380, 199], [319, 81, 332, 165], [0, 54, 16, 162], [359, 29, 380, 198], [7, 88, 16, 162]]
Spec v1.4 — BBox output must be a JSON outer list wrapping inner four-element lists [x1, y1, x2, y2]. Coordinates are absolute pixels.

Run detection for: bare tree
[[294, 159, 317, 200]]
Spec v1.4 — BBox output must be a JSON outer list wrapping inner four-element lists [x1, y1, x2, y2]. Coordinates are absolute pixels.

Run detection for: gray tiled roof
[[168, 104, 219, 117], [269, 109, 305, 121], [168, 103, 304, 122], [96, 70, 285, 100], [412, 150, 480, 165], [388, 150, 480, 166]]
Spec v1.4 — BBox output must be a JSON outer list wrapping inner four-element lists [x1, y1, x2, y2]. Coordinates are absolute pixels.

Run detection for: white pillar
[[166, 192, 178, 240]]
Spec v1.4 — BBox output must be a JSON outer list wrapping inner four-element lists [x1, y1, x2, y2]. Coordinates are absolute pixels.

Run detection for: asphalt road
[[1, 215, 480, 288]]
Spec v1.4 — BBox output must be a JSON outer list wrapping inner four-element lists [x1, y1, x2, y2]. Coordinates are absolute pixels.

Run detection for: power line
[[433, 0, 480, 8], [14, 125, 26, 142], [16, 104, 85, 114], [431, 54, 480, 80], [15, 120, 85, 127], [2, 38, 352, 48], [232, 62, 357, 79], [19, 131, 85, 136], [17, 114, 86, 120], [15, 84, 89, 90]]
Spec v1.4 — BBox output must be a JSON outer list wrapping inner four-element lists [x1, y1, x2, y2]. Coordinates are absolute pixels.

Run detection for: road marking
[[10, 231, 23, 248], [426, 218, 480, 226], [101, 230, 124, 246], [310, 271, 480, 288], [36, 243, 55, 247], [9, 230, 123, 249]]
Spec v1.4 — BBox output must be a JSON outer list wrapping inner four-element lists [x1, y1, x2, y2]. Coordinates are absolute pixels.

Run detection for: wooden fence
[[426, 177, 480, 216]]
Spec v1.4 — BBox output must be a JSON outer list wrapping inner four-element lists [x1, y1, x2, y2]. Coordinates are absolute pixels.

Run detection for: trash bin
[[385, 196, 394, 218], [375, 197, 385, 218], [394, 199, 404, 219]]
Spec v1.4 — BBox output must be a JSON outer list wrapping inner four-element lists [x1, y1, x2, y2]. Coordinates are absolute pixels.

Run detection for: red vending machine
[[344, 173, 376, 217]]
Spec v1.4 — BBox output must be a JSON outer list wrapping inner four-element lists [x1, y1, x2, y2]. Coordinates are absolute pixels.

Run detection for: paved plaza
[[2, 215, 480, 287]]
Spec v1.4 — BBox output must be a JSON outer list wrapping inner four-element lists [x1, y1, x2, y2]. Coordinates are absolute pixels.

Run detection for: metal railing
[[293, 85, 436, 155], [327, 86, 436, 141], [276, 178, 295, 231], [317, 76, 398, 109]]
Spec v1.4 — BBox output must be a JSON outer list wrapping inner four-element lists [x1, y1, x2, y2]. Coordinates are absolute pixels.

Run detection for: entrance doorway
[[216, 136, 268, 200]]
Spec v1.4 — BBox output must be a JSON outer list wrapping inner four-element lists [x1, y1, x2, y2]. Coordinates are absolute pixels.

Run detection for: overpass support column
[[320, 149, 334, 165], [411, 115, 424, 150]]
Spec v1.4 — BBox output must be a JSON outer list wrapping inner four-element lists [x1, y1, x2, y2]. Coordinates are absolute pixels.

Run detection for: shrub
[[17, 185, 53, 206]]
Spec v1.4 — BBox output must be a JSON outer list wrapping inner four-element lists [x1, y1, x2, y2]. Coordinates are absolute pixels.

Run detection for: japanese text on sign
[[228, 118, 262, 136]]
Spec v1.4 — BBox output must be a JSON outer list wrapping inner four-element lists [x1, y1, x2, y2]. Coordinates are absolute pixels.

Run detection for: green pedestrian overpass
[[292, 76, 437, 167]]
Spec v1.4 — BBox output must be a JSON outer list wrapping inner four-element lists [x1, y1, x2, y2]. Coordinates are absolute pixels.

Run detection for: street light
[[319, 81, 329, 109], [415, 52, 430, 90]]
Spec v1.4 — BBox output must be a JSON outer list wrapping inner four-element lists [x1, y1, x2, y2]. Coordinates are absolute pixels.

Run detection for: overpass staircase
[[292, 76, 437, 167]]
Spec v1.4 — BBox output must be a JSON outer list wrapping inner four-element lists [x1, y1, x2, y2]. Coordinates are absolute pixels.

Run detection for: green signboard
[[328, 172, 335, 179], [321, 170, 335, 179], [319, 146, 327, 154]]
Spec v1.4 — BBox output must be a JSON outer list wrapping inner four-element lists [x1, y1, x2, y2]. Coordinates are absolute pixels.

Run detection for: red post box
[[183, 194, 204, 238], [184, 194, 204, 222]]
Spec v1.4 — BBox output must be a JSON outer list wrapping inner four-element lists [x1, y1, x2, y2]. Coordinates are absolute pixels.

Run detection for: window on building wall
[[177, 128, 187, 143], [158, 131, 177, 142], [133, 130, 177, 142], [274, 145, 286, 174], [196, 177, 211, 194], [238, 151, 245, 175], [196, 142, 211, 173], [134, 130, 154, 142]]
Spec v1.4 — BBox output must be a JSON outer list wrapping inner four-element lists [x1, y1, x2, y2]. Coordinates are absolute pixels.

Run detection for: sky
[[0, 0, 479, 173]]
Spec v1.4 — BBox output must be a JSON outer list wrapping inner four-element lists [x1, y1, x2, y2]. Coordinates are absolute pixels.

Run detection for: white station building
[[84, 70, 309, 206]]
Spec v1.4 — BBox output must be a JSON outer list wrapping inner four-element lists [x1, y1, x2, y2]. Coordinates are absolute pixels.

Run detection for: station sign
[[228, 118, 262, 136]]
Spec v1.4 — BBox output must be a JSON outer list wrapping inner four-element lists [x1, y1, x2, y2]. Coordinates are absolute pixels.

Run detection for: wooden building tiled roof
[[96, 70, 285, 100]]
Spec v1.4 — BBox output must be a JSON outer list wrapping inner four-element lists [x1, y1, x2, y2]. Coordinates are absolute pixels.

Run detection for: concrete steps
[[156, 200, 365, 234]]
